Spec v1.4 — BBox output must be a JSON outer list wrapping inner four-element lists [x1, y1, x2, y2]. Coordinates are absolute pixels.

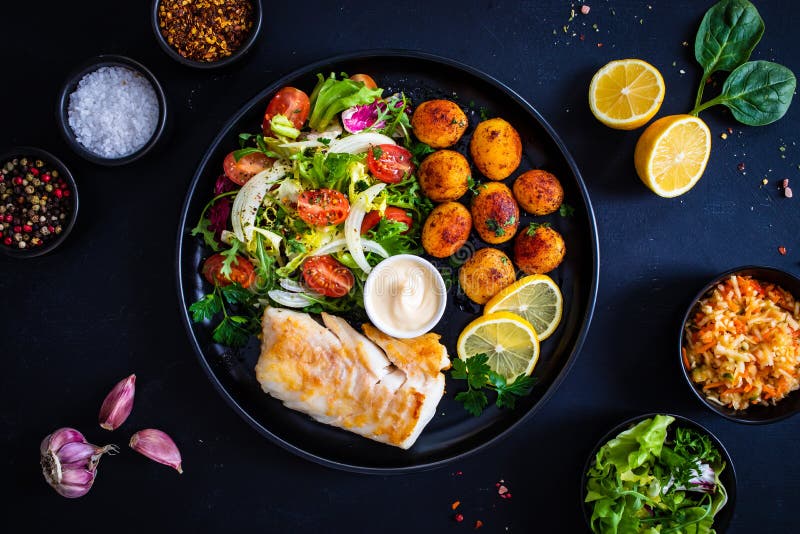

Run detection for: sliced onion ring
[[344, 183, 386, 274], [267, 290, 313, 308], [327, 132, 395, 154]]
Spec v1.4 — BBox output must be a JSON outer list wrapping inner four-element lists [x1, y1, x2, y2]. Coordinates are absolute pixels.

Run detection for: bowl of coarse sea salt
[[57, 55, 167, 166]]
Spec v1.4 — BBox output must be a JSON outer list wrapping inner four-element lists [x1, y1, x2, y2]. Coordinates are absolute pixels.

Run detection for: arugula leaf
[[190, 215, 221, 252], [697, 60, 796, 126], [219, 239, 243, 279], [189, 293, 221, 322], [693, 0, 764, 108]]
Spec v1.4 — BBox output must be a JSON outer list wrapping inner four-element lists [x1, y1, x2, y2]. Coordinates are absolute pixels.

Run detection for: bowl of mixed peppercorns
[[151, 0, 262, 68], [0, 147, 78, 258]]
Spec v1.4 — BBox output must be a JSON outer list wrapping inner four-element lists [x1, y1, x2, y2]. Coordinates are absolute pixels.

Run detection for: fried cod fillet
[[254, 308, 450, 449]]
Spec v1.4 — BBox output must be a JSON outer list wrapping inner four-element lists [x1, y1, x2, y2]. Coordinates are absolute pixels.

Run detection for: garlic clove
[[129, 429, 183, 474], [98, 374, 136, 431], [40, 427, 117, 499]]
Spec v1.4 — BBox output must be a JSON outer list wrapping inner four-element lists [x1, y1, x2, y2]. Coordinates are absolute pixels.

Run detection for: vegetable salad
[[190, 73, 433, 346], [585, 415, 728, 534]]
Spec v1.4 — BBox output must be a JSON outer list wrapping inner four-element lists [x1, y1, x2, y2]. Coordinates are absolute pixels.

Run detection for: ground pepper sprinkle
[[158, 0, 255, 62]]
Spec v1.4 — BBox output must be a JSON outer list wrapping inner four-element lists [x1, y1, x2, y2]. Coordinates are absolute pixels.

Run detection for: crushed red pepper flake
[[454, 513, 464, 523], [158, 0, 254, 62], [779, 246, 787, 255], [451, 500, 461, 510], [475, 520, 484, 529]]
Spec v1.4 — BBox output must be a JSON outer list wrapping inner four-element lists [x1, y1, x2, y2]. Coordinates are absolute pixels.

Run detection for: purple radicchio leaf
[[341, 103, 385, 133]]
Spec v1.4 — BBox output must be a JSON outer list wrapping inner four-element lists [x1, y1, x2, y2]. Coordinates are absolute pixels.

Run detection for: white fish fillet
[[254, 308, 450, 449]]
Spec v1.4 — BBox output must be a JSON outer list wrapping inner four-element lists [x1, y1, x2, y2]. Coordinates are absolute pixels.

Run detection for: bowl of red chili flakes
[[151, 0, 262, 69]]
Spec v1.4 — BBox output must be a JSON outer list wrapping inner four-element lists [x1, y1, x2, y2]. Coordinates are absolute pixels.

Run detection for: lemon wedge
[[456, 311, 540, 382], [634, 114, 711, 198], [484, 275, 563, 341], [589, 59, 665, 130]]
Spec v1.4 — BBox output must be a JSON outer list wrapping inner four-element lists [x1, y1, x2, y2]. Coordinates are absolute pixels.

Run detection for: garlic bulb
[[40, 428, 117, 498]]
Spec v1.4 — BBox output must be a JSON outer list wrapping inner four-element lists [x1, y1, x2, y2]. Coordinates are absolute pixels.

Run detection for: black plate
[[581, 413, 737, 533], [679, 266, 800, 424], [176, 50, 599, 473]]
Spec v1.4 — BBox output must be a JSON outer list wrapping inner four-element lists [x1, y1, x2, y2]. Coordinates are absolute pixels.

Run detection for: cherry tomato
[[360, 206, 413, 234], [367, 144, 415, 184], [202, 253, 256, 288], [349, 74, 377, 89], [223, 151, 273, 186], [301, 255, 354, 298], [297, 189, 350, 226], [262, 87, 310, 133]]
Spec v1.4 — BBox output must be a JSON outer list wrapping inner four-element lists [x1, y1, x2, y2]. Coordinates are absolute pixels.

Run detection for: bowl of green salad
[[581, 413, 736, 534]]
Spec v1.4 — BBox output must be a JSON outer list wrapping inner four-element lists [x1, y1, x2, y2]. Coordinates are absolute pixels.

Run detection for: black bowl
[[581, 413, 737, 533], [150, 0, 263, 69], [57, 55, 167, 166], [0, 147, 78, 258], [679, 266, 800, 424]]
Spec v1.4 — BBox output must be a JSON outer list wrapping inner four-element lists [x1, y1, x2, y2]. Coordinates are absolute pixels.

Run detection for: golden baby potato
[[469, 118, 522, 180], [422, 201, 472, 258], [514, 225, 566, 274], [471, 182, 520, 244], [513, 169, 564, 216], [411, 100, 468, 148], [418, 150, 471, 202], [458, 247, 516, 305]]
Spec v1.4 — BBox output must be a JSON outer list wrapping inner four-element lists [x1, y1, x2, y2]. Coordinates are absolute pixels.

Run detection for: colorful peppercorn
[[0, 157, 73, 251]]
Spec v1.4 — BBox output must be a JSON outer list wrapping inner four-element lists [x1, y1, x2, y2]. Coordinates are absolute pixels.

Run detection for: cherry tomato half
[[223, 151, 273, 186], [202, 253, 256, 288], [361, 206, 413, 234], [367, 144, 415, 184], [301, 255, 354, 298], [349, 74, 377, 89], [262, 87, 310, 133], [297, 189, 350, 227]]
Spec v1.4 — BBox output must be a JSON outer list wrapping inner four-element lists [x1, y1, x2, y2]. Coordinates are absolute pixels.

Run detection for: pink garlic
[[98, 374, 136, 431], [40, 427, 117, 498], [129, 429, 183, 474]]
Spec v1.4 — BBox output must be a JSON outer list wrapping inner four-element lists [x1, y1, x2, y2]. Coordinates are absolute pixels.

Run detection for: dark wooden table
[[3, 1, 798, 531]]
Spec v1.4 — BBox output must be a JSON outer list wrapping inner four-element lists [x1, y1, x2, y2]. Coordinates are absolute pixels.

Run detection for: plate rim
[[175, 49, 600, 474]]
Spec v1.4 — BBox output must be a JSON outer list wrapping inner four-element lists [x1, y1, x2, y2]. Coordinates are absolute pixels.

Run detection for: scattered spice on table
[[451, 500, 461, 510], [778, 246, 787, 255], [474, 520, 484, 529], [495, 480, 512, 500], [158, 0, 255, 62], [0, 157, 72, 251], [454, 513, 464, 523], [68, 67, 159, 158]]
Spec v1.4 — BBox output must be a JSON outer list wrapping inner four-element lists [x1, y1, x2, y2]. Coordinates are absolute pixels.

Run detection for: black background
[[2, 0, 798, 532]]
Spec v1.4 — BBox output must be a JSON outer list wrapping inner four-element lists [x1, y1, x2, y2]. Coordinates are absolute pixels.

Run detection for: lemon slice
[[456, 311, 540, 382], [484, 275, 563, 341], [589, 59, 665, 130], [634, 114, 711, 198]]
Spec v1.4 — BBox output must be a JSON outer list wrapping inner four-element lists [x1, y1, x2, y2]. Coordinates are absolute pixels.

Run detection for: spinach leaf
[[695, 61, 796, 126], [693, 0, 764, 108]]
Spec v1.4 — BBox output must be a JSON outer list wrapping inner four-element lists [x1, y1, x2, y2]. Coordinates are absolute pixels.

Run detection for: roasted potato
[[422, 202, 472, 258], [411, 100, 468, 148], [471, 182, 520, 244], [513, 169, 564, 216], [458, 247, 516, 304], [469, 118, 522, 180], [418, 150, 471, 202], [514, 225, 566, 274]]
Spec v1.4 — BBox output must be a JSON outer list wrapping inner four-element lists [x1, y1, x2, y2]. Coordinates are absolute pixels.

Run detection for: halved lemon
[[484, 275, 563, 341], [634, 114, 711, 198], [456, 311, 540, 382], [589, 59, 665, 130]]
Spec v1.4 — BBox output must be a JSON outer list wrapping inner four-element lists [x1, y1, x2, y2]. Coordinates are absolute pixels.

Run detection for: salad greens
[[690, 0, 795, 125], [190, 73, 433, 347], [585, 415, 728, 534], [451, 354, 537, 416]]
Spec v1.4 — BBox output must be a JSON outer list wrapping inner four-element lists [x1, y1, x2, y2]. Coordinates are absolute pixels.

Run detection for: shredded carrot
[[682, 348, 691, 371]]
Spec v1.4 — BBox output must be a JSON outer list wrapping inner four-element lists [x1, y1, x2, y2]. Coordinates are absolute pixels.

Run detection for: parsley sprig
[[451, 354, 536, 416], [189, 283, 258, 347]]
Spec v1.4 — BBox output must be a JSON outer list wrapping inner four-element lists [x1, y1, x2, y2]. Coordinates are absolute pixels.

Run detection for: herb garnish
[[189, 283, 257, 347], [559, 203, 575, 217], [526, 222, 551, 236], [485, 218, 505, 237], [451, 354, 536, 416]]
